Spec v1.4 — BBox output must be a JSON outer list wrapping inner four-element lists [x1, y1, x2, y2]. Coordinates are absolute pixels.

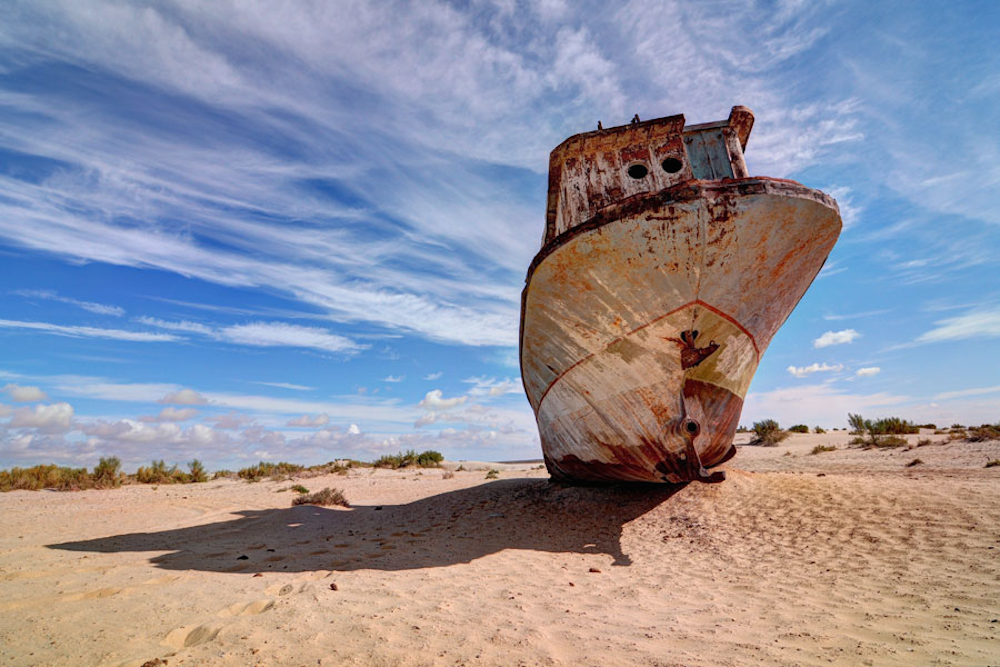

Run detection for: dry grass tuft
[[810, 444, 837, 455], [292, 487, 349, 507]]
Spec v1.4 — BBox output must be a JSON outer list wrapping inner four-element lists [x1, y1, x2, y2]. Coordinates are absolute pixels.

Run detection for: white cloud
[[933, 385, 1000, 401], [814, 329, 861, 348], [12, 289, 125, 316], [286, 413, 330, 427], [382, 375, 404, 383], [786, 363, 844, 378], [202, 411, 255, 429], [138, 407, 198, 422], [159, 389, 208, 405], [463, 376, 523, 396], [8, 402, 74, 429], [823, 310, 891, 321], [916, 307, 1000, 344], [218, 322, 362, 354], [0, 404, 11, 418], [424, 372, 443, 381], [0, 319, 180, 342], [418, 389, 468, 410], [134, 316, 213, 335], [2, 383, 49, 402], [347, 423, 361, 435], [248, 381, 315, 391], [855, 367, 881, 377]]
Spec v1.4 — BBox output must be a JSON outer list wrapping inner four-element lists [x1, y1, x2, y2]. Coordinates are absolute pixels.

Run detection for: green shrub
[[416, 450, 444, 467], [292, 487, 349, 507], [92, 457, 123, 488], [291, 484, 309, 494], [374, 450, 445, 469], [238, 461, 304, 481], [788, 424, 810, 434], [810, 444, 836, 455], [136, 460, 186, 484], [187, 459, 207, 483], [814, 426, 826, 434], [212, 469, 235, 480], [847, 414, 918, 448], [750, 419, 788, 446], [485, 469, 500, 479]]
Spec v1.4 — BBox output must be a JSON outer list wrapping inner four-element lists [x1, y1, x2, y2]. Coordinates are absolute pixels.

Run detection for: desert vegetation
[[135, 459, 208, 484], [292, 487, 349, 507], [0, 457, 123, 492], [847, 413, 918, 449], [372, 449, 444, 469], [810, 444, 837, 455], [788, 424, 810, 433], [749, 419, 789, 446], [966, 424, 1000, 442]]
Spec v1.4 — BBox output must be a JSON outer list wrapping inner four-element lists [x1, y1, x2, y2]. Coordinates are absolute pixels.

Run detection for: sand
[[2, 431, 999, 666]]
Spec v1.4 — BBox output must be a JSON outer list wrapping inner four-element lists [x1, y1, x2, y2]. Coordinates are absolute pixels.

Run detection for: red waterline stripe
[[535, 299, 759, 409]]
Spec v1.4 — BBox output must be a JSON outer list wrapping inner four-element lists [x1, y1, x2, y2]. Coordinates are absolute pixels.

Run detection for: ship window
[[626, 163, 648, 179], [661, 157, 683, 173]]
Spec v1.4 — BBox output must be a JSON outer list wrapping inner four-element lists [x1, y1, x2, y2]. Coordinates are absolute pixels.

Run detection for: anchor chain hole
[[626, 163, 648, 179], [661, 157, 683, 173]]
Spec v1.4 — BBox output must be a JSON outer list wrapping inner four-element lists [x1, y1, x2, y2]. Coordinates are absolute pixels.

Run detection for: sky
[[1, 0, 998, 471]]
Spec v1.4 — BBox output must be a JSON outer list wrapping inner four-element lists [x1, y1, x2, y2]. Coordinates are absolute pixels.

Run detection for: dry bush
[[986, 460, 1000, 468], [788, 424, 810, 433], [750, 419, 788, 446], [966, 424, 1000, 442], [485, 469, 500, 479], [906, 458, 923, 467], [292, 487, 349, 507], [810, 444, 837, 455]]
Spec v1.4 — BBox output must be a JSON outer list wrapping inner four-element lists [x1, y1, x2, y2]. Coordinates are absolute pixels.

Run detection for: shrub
[[374, 450, 445, 469], [0, 465, 93, 492], [848, 413, 866, 434], [238, 461, 304, 481], [966, 424, 1000, 442], [986, 460, 1000, 468], [485, 468, 500, 479], [918, 423, 937, 430], [188, 459, 207, 483], [847, 414, 918, 448], [788, 424, 810, 434], [810, 444, 837, 455], [291, 484, 309, 494], [136, 460, 186, 484], [750, 419, 788, 446], [906, 458, 923, 467], [814, 426, 826, 434], [951, 424, 964, 430], [735, 425, 749, 433], [92, 457, 123, 489], [292, 487, 349, 507], [212, 470, 236, 480], [916, 438, 933, 447]]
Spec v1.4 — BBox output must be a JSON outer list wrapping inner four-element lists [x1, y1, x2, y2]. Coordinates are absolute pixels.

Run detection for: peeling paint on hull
[[521, 175, 842, 484]]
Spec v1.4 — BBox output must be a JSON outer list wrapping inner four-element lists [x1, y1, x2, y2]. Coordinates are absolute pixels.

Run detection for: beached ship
[[520, 107, 842, 484]]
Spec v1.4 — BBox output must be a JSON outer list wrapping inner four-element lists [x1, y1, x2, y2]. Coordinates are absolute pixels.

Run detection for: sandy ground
[[2, 431, 999, 667]]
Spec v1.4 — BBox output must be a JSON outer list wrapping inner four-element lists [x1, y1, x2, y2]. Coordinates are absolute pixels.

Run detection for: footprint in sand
[[219, 599, 275, 617], [161, 622, 224, 649]]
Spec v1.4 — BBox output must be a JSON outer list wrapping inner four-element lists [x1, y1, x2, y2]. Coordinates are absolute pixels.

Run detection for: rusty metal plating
[[520, 106, 842, 484]]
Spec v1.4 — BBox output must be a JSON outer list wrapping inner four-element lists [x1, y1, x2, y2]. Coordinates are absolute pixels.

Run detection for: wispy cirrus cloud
[[12, 289, 125, 316], [0, 319, 180, 343], [916, 307, 1000, 344]]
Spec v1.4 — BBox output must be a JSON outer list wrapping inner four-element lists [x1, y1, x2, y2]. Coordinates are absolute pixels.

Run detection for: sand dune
[[2, 432, 999, 666]]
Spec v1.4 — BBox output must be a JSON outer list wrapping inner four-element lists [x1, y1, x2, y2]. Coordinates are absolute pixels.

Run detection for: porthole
[[661, 157, 683, 173], [626, 163, 648, 179]]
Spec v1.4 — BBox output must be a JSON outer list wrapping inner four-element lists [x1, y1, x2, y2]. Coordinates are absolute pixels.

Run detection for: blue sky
[[1, 0, 998, 470]]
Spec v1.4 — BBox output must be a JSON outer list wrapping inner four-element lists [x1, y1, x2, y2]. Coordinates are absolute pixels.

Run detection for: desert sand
[[2, 431, 999, 666]]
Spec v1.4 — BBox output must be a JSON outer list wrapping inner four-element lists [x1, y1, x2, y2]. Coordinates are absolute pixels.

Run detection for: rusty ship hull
[[520, 107, 841, 484]]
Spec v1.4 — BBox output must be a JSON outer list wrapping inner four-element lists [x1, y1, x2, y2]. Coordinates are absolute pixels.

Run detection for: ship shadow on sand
[[48, 478, 686, 572]]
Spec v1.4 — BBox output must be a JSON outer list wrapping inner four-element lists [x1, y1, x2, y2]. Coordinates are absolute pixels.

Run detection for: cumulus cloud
[[2, 383, 49, 402], [8, 402, 74, 429], [383, 375, 404, 383], [202, 411, 255, 429], [814, 329, 861, 348], [855, 367, 881, 377], [138, 407, 198, 422], [786, 363, 844, 378], [286, 413, 330, 427], [347, 423, 361, 435], [158, 389, 208, 405], [418, 390, 468, 410]]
